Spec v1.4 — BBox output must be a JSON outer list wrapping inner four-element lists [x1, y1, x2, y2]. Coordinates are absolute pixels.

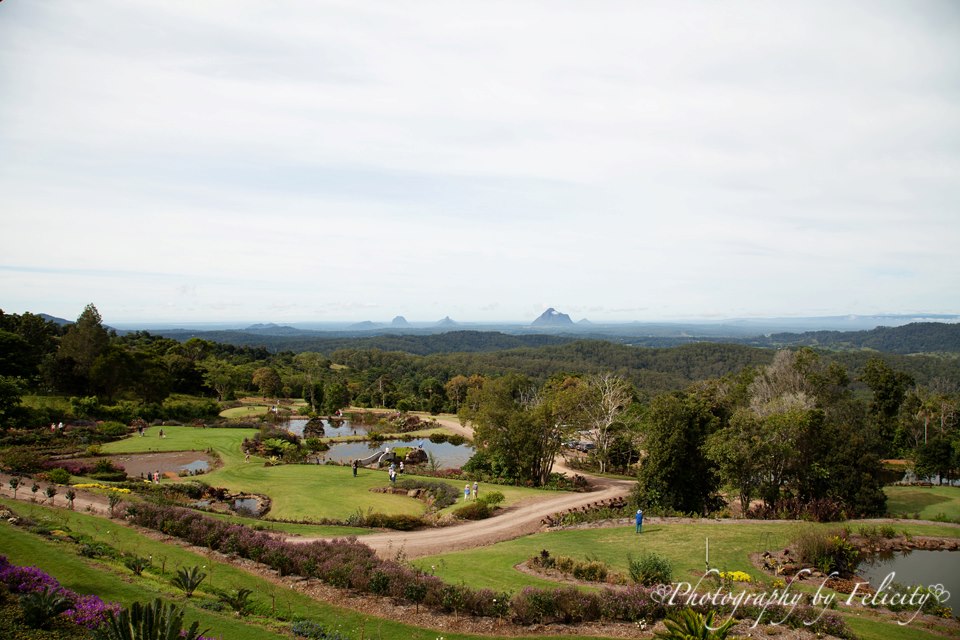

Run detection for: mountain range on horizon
[[32, 309, 960, 335]]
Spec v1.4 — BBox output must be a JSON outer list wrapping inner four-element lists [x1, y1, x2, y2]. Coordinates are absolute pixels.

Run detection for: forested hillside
[[746, 322, 960, 354], [149, 329, 573, 354]]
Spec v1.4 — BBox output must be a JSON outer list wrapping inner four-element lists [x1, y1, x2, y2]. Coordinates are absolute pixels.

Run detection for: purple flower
[[63, 593, 121, 629], [0, 559, 121, 631], [0, 563, 65, 596]]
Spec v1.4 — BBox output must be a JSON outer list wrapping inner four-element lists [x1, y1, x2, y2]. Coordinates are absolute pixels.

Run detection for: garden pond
[[321, 439, 474, 469], [284, 417, 369, 438], [857, 549, 960, 616]]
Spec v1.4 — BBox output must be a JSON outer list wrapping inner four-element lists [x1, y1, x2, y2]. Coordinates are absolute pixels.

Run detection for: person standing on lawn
[[635, 509, 644, 533]]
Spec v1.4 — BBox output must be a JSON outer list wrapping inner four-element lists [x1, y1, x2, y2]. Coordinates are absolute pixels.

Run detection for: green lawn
[[885, 485, 960, 521], [415, 521, 960, 593], [0, 499, 611, 640], [220, 405, 273, 418], [100, 425, 554, 522], [102, 425, 256, 465]]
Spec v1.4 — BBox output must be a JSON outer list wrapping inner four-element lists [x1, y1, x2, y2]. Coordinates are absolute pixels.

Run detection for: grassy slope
[[416, 520, 960, 640], [415, 521, 960, 592], [220, 405, 272, 418], [885, 485, 960, 521], [0, 498, 610, 640]]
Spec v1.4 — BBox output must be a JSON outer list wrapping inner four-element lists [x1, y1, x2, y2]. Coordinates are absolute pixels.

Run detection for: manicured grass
[[209, 462, 427, 520], [0, 498, 610, 640], [101, 426, 555, 522], [220, 405, 272, 418], [885, 485, 960, 521], [102, 425, 256, 464], [415, 521, 960, 593]]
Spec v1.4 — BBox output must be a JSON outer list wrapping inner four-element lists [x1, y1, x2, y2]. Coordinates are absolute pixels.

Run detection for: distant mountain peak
[[391, 315, 409, 326], [246, 323, 282, 330], [348, 320, 380, 330], [437, 316, 458, 326], [38, 313, 72, 326], [577, 318, 593, 325], [532, 307, 574, 326]]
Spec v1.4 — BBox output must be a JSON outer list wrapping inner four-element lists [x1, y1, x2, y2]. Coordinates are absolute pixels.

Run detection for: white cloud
[[1, 1, 958, 322]]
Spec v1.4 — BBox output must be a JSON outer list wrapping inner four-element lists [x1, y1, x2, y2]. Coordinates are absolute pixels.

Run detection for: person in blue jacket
[[635, 509, 644, 533]]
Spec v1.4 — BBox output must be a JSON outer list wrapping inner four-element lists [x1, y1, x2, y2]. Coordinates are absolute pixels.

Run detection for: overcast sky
[[1, 1, 958, 324]]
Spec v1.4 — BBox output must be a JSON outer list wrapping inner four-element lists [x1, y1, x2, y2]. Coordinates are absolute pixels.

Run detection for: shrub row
[[530, 551, 612, 583], [747, 497, 848, 522], [344, 510, 424, 531], [394, 478, 460, 509]]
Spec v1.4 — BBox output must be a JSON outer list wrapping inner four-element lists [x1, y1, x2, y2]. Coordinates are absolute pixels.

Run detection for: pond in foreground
[[857, 549, 960, 616]]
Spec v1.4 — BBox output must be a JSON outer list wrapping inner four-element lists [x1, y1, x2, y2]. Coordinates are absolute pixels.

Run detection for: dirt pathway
[[0, 472, 112, 515], [291, 414, 635, 558]]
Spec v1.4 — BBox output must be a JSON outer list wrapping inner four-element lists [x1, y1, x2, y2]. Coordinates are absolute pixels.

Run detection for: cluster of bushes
[[626, 552, 674, 586], [794, 528, 861, 576], [428, 431, 467, 446], [291, 619, 350, 639], [529, 550, 612, 583], [461, 452, 585, 490], [394, 478, 460, 509], [747, 497, 848, 522], [69, 396, 220, 424], [0, 555, 119, 631], [344, 509, 424, 531], [452, 491, 504, 520], [555, 504, 633, 526], [44, 457, 127, 482], [242, 424, 306, 462], [854, 524, 899, 543]]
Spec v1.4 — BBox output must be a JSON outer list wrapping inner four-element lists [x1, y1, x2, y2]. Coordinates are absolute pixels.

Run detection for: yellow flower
[[719, 570, 752, 583]]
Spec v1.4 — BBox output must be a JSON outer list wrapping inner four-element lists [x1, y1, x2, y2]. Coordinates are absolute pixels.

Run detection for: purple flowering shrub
[[0, 555, 120, 629], [0, 561, 65, 595], [63, 593, 121, 629]]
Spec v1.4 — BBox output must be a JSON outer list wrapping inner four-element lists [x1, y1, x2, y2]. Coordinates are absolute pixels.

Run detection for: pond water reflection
[[323, 439, 474, 468], [285, 418, 369, 438], [857, 549, 960, 616]]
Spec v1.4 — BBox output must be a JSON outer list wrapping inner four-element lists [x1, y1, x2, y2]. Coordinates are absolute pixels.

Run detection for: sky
[[1, 1, 958, 325]]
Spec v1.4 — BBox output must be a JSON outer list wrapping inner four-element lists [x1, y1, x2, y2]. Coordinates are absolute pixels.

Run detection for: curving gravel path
[[287, 415, 636, 558]]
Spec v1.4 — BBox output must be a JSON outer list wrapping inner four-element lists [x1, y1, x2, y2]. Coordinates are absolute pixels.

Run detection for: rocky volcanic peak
[[437, 316, 458, 326], [391, 316, 409, 326], [532, 308, 574, 326]]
